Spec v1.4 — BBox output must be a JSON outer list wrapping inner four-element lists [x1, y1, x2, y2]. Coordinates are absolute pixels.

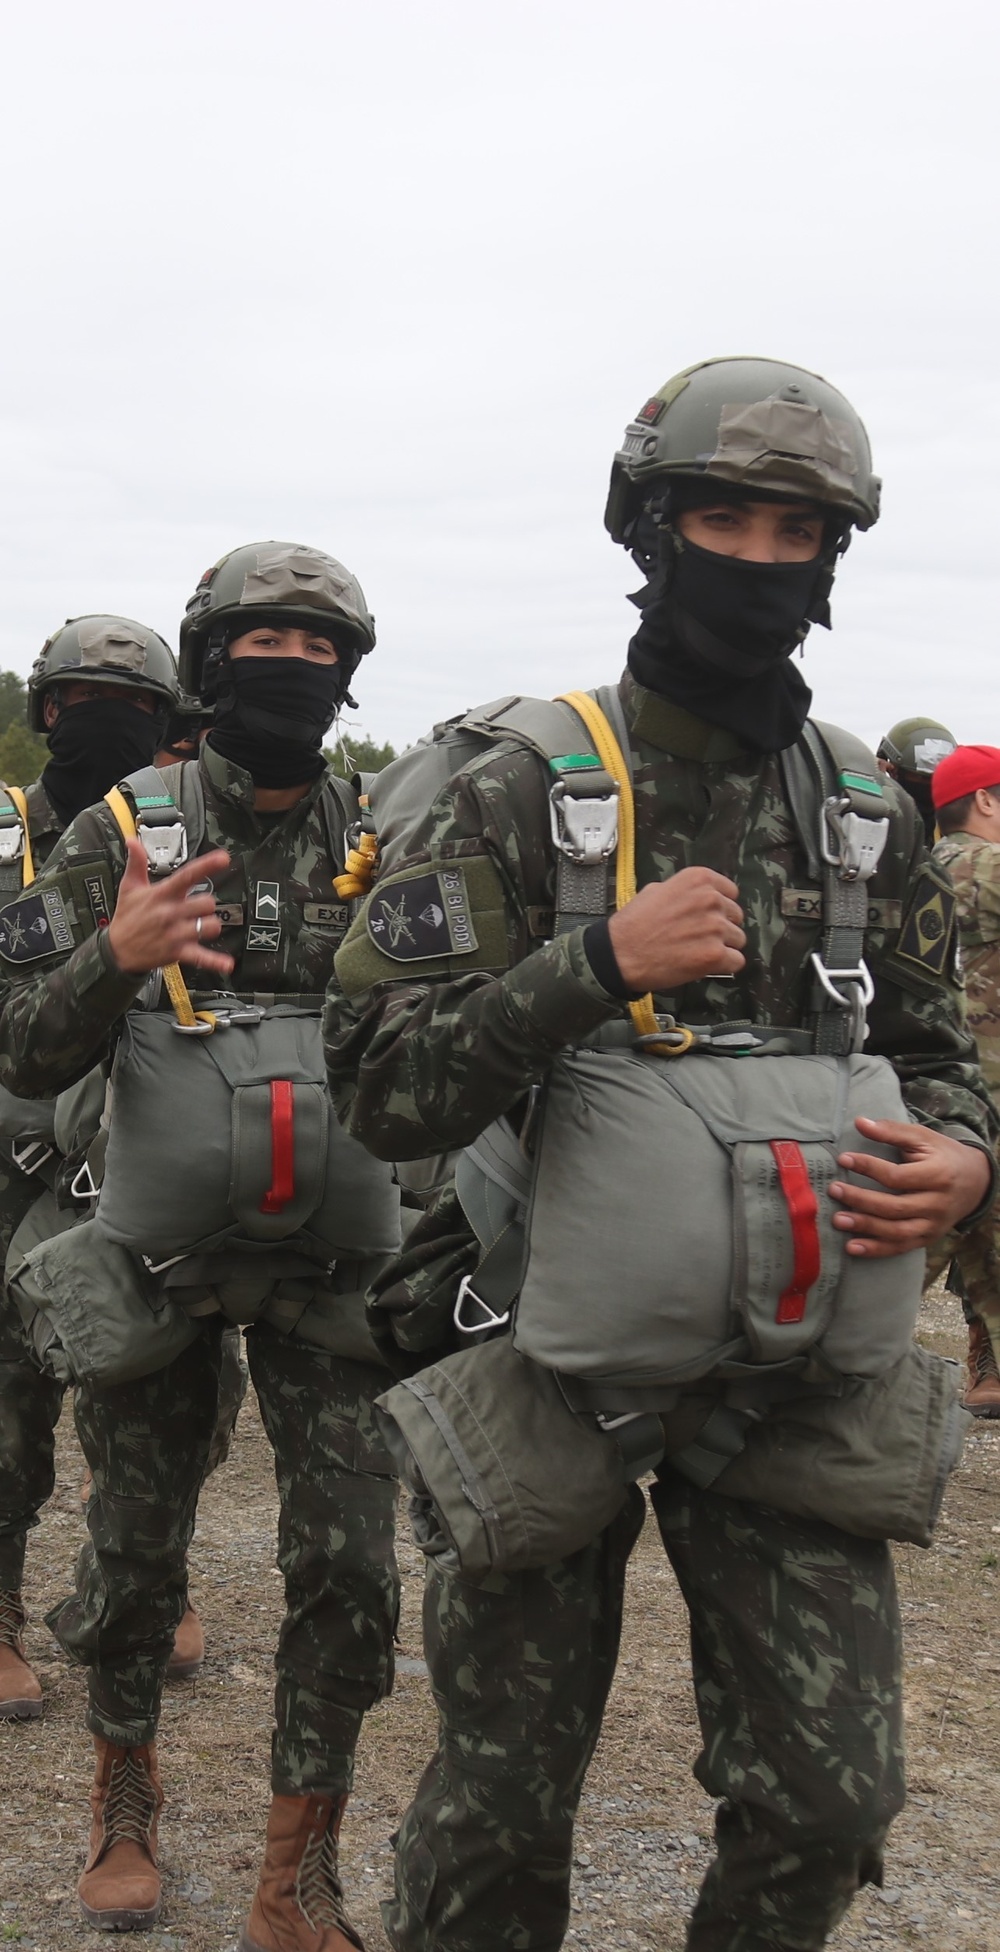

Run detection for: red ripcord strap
[[260, 1079, 296, 1214], [769, 1139, 821, 1324]]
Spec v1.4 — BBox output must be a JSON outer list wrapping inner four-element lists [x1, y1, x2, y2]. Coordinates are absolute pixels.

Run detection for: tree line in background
[[0, 668, 398, 787]]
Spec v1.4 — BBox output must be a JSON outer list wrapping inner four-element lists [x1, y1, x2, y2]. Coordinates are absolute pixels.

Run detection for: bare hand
[[830, 1117, 992, 1260], [106, 839, 235, 978], [607, 868, 746, 993]]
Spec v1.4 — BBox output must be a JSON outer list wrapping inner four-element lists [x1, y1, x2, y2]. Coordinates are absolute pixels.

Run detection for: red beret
[[931, 744, 1000, 811]]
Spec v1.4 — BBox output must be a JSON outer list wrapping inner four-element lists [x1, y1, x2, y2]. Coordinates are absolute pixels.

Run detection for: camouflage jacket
[[934, 830, 1000, 1097], [0, 743, 355, 1099], [326, 674, 996, 1166]]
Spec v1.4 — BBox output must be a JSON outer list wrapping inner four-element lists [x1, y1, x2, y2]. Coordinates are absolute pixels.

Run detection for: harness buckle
[[69, 1158, 100, 1202], [137, 816, 188, 877], [10, 1138, 54, 1176], [809, 952, 875, 1050], [0, 822, 25, 865], [820, 796, 889, 882], [453, 1273, 511, 1336], [549, 780, 619, 867]]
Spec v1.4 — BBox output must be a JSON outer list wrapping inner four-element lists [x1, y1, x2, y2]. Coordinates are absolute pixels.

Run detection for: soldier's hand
[[106, 838, 235, 977], [830, 1119, 992, 1259], [607, 868, 746, 993]]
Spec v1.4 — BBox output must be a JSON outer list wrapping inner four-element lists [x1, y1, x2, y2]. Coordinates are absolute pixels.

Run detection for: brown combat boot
[[239, 1793, 365, 1951], [0, 1591, 43, 1720], [166, 1603, 205, 1680], [78, 1737, 163, 1931], [964, 1317, 1000, 1417]]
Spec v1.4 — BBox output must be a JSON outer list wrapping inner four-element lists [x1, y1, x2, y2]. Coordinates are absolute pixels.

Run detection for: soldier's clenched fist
[[607, 866, 746, 992]]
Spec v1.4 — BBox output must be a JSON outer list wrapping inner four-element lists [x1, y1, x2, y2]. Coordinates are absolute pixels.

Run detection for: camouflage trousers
[[385, 1472, 904, 1952], [0, 1262, 247, 1592], [49, 1320, 400, 1796]]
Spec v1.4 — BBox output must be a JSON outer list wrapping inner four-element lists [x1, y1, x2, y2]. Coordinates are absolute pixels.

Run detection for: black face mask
[[627, 538, 826, 752], [42, 698, 165, 827], [208, 658, 342, 788]]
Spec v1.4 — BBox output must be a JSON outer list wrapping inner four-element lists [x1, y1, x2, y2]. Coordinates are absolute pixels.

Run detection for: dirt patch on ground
[[3, 1285, 999, 1952]]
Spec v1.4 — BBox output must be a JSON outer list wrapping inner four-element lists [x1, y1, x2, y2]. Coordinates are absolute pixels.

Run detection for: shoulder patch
[[895, 869, 957, 978], [335, 851, 510, 996], [0, 886, 74, 963], [367, 867, 478, 962]]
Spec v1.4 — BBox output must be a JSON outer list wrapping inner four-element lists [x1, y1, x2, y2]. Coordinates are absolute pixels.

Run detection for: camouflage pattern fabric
[[383, 1477, 902, 1952], [0, 779, 70, 1592], [0, 745, 398, 1790], [52, 1322, 398, 1791], [327, 673, 993, 1952], [207, 1323, 249, 1477], [933, 829, 1000, 1356]]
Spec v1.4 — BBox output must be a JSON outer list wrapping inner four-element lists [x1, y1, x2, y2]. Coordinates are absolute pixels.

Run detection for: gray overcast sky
[[1, 0, 997, 754]]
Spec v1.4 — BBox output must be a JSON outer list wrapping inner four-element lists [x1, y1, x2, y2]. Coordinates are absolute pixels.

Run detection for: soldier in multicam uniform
[[325, 358, 996, 1952], [0, 548, 401, 1950], [877, 717, 956, 846], [0, 615, 196, 1717], [931, 744, 1000, 1415]]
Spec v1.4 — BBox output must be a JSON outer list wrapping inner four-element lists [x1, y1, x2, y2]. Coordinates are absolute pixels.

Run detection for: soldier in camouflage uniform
[[877, 717, 956, 847], [0, 614, 184, 1718], [325, 359, 996, 1952], [0, 548, 400, 1949], [931, 744, 1000, 1414]]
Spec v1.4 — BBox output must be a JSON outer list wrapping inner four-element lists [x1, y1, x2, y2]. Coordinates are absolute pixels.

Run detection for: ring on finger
[[195, 916, 203, 939]]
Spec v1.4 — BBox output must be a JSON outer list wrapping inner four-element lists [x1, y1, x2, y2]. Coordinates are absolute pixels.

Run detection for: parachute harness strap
[[558, 690, 690, 1052], [104, 785, 215, 1035]]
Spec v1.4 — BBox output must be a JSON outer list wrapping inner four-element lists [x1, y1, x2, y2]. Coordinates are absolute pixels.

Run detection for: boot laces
[[0, 1590, 25, 1651], [296, 1816, 350, 1935], [973, 1324, 1000, 1385], [101, 1751, 158, 1850]]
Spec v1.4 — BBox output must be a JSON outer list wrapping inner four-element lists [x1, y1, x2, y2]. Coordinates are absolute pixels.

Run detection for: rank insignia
[[896, 872, 956, 977], [366, 867, 479, 962], [0, 887, 74, 963], [247, 924, 281, 953], [255, 881, 281, 922]]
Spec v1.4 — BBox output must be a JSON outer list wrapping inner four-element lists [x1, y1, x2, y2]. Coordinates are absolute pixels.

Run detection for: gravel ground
[[2, 1283, 998, 1952]]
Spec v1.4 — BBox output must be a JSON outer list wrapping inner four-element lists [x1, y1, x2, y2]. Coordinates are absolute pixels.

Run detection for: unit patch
[[247, 924, 282, 953], [895, 871, 956, 977], [0, 887, 74, 963], [367, 867, 478, 962]]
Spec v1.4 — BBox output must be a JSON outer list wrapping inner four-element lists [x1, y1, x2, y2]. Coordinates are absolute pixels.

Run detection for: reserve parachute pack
[[373, 688, 949, 1558], [87, 765, 399, 1321]]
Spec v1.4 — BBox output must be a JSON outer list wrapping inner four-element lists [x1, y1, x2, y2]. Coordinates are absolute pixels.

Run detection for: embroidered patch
[[366, 867, 479, 962], [0, 887, 74, 963], [255, 881, 281, 922], [215, 903, 245, 928], [84, 872, 112, 931], [303, 902, 350, 928], [247, 924, 281, 953], [780, 889, 903, 929], [895, 872, 956, 977]]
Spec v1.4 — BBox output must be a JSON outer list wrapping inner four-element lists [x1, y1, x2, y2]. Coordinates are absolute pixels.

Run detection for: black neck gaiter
[[42, 698, 164, 827], [627, 539, 823, 753], [207, 658, 342, 788]]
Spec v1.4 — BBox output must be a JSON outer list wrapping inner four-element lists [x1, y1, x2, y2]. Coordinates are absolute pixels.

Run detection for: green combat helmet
[[179, 541, 376, 706], [27, 615, 180, 731], [878, 717, 957, 778], [605, 355, 881, 542]]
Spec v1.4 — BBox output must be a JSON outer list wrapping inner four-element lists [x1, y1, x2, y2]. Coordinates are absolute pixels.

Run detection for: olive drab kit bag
[[9, 762, 400, 1382], [373, 688, 968, 1573]]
